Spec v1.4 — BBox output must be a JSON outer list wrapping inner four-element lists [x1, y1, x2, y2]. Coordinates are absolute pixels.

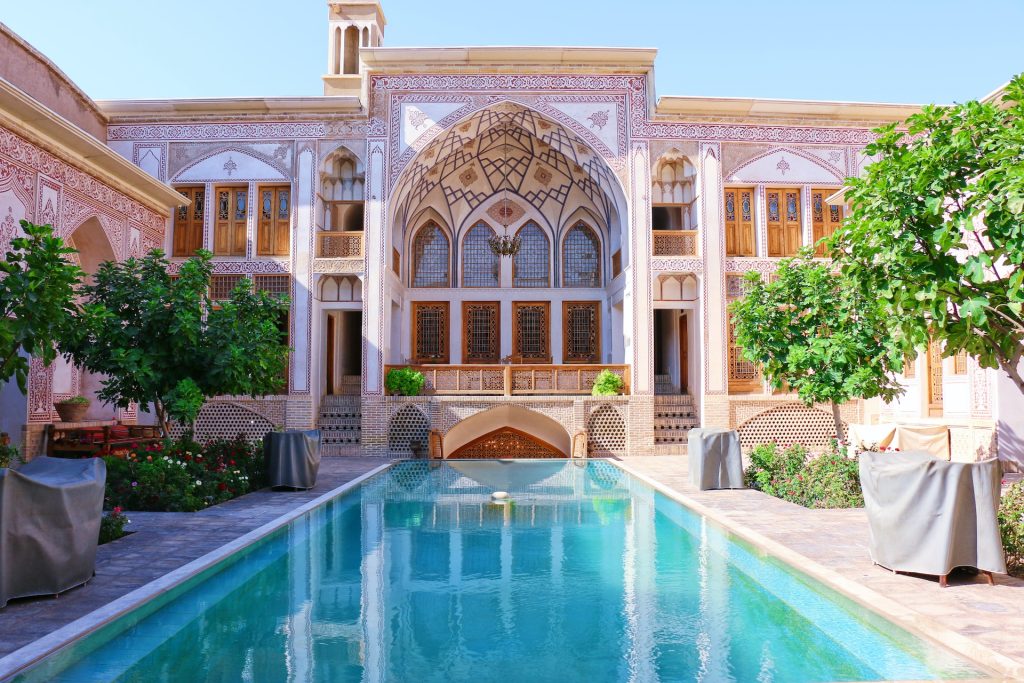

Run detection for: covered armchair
[[0, 456, 107, 607]]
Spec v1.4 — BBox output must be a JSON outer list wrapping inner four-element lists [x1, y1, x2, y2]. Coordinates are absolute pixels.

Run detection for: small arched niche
[[651, 151, 697, 231]]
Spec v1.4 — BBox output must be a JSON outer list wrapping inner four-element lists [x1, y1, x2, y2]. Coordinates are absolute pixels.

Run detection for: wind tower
[[323, 1, 386, 96]]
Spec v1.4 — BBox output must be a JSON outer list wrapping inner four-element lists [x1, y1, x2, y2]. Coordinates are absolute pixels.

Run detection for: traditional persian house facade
[[0, 3, 1018, 466]]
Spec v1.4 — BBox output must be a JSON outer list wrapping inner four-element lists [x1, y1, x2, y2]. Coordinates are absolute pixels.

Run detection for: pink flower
[[112, 506, 122, 515], [131, 481, 138, 487]]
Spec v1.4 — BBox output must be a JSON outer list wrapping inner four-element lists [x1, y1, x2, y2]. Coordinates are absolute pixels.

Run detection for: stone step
[[654, 443, 688, 455], [321, 443, 365, 457]]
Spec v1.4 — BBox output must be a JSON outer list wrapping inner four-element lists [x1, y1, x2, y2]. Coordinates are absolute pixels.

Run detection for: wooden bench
[[46, 422, 163, 458]]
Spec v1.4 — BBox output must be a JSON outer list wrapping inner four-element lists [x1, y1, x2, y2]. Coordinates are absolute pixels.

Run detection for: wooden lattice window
[[724, 188, 755, 257], [766, 188, 802, 257], [254, 275, 290, 300], [611, 249, 622, 278], [411, 223, 449, 288], [563, 301, 600, 364], [927, 339, 943, 415], [811, 189, 844, 257], [953, 350, 968, 375], [513, 221, 549, 288], [392, 248, 400, 276], [463, 301, 499, 364], [903, 353, 917, 379], [412, 302, 449, 364], [512, 302, 550, 363], [726, 274, 763, 393], [562, 223, 601, 287], [213, 186, 248, 256], [462, 222, 499, 288], [173, 186, 204, 257], [257, 185, 291, 256], [210, 275, 245, 301]]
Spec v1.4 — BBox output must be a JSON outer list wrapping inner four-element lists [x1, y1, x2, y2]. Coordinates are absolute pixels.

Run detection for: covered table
[[264, 430, 321, 490], [688, 428, 744, 491], [0, 456, 106, 607], [859, 451, 1005, 585]]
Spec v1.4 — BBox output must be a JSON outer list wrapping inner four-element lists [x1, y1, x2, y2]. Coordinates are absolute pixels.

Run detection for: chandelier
[[488, 127, 521, 257]]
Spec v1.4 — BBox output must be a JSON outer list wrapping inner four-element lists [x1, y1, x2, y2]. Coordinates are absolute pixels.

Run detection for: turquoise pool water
[[15, 460, 984, 682]]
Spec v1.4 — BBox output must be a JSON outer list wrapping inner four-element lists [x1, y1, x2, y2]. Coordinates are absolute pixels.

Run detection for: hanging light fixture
[[488, 126, 521, 257]]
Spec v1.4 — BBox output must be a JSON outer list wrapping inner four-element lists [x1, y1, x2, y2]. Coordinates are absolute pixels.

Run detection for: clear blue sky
[[5, 0, 1022, 104]]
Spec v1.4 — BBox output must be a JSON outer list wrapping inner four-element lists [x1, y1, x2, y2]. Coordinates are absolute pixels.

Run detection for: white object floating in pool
[[491, 491, 509, 501]]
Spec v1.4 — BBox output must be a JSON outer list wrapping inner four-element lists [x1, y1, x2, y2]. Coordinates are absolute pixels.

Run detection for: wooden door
[[412, 302, 449, 364], [679, 313, 688, 394], [512, 302, 551, 363], [325, 314, 336, 395], [723, 188, 755, 256], [463, 301, 500, 364], [766, 188, 802, 257], [811, 189, 844, 256]]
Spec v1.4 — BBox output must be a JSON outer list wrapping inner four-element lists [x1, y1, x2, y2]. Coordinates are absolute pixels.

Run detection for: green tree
[[0, 220, 81, 392], [729, 250, 905, 440], [63, 250, 289, 436], [833, 75, 1024, 393]]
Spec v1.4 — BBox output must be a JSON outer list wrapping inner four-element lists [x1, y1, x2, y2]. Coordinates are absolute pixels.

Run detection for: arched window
[[513, 221, 549, 288], [411, 223, 449, 287], [563, 222, 601, 287], [462, 222, 499, 287]]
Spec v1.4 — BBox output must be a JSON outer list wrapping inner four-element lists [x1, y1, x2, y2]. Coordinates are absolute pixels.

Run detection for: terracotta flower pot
[[54, 402, 89, 423]]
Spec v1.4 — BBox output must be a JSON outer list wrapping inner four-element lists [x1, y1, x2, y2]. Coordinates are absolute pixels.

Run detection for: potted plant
[[591, 370, 625, 396], [54, 395, 90, 422], [385, 367, 426, 396]]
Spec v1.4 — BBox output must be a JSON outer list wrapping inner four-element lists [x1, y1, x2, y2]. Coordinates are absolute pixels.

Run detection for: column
[[287, 147, 315, 429], [699, 142, 730, 427], [627, 142, 655, 454], [362, 139, 389, 453]]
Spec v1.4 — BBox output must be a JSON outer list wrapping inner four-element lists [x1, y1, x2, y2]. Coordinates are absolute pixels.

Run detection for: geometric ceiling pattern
[[391, 103, 620, 237]]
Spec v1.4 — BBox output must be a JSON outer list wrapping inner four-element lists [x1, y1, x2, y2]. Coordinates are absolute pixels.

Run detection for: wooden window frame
[[256, 184, 292, 257], [765, 187, 802, 257], [411, 301, 450, 365], [511, 301, 551, 364], [562, 301, 601, 364], [172, 186, 205, 257], [213, 185, 249, 257], [811, 188, 844, 257], [723, 187, 756, 257], [462, 301, 500, 365]]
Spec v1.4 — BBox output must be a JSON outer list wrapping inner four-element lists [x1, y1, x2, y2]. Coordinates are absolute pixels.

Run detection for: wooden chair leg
[[939, 574, 948, 588], [982, 570, 994, 586]]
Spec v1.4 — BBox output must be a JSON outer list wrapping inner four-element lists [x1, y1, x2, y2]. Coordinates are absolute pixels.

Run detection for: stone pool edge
[[609, 459, 1014, 681], [0, 461, 395, 681]]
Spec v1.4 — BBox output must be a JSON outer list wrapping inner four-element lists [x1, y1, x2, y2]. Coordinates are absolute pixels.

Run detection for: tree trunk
[[831, 401, 844, 444], [154, 400, 171, 440], [998, 356, 1024, 396]]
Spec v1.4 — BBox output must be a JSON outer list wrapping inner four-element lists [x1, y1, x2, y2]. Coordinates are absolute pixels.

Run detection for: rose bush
[[744, 442, 863, 509], [102, 436, 264, 512]]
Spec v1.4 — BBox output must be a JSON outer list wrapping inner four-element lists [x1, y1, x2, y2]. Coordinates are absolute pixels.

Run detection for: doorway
[[654, 309, 688, 395], [325, 310, 362, 395]]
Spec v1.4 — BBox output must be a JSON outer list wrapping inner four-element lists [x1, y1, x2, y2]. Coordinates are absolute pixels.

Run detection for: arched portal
[[63, 217, 118, 420], [443, 405, 570, 459], [385, 102, 630, 369]]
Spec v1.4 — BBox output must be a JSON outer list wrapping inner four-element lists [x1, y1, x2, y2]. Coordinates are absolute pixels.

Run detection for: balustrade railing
[[317, 231, 364, 258], [652, 230, 698, 257], [383, 364, 631, 396]]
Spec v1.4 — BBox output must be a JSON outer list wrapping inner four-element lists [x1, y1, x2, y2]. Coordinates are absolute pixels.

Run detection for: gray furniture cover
[[0, 456, 106, 607], [264, 430, 321, 490], [860, 450, 1006, 577], [688, 428, 744, 490]]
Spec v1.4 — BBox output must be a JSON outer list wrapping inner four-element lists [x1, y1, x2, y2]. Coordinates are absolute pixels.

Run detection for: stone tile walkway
[[0, 457, 390, 660], [617, 456, 1024, 680]]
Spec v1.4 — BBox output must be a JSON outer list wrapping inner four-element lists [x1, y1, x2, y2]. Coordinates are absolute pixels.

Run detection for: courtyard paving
[[0, 457, 391, 662], [619, 456, 1024, 680]]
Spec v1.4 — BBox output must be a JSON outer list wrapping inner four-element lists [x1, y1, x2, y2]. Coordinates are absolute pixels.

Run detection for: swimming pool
[[10, 460, 986, 681]]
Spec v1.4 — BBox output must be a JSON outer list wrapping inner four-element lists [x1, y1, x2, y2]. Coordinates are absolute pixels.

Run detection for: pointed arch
[[410, 220, 450, 288], [461, 221, 499, 288], [562, 221, 601, 288], [513, 220, 550, 288]]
